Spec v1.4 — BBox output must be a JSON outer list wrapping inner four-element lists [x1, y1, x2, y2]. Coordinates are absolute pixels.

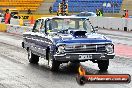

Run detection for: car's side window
[[32, 19, 42, 32], [45, 19, 52, 34], [39, 20, 45, 33]]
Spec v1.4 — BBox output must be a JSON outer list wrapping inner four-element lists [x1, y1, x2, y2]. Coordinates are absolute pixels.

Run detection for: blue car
[[22, 16, 115, 71]]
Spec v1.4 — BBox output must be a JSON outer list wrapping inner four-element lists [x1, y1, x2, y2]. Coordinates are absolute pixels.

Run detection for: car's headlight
[[57, 45, 65, 53], [106, 44, 114, 54]]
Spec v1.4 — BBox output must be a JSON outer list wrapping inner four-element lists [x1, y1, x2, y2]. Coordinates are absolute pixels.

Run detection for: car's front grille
[[65, 44, 106, 53]]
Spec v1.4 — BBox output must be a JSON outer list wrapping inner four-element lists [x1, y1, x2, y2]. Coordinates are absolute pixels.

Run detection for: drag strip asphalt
[[0, 32, 132, 88]]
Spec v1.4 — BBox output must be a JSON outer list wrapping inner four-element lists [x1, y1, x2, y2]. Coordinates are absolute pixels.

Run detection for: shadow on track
[[28, 62, 109, 75], [26, 62, 111, 83]]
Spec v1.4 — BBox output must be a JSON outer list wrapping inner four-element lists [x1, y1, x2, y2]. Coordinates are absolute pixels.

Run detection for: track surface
[[0, 31, 132, 88]]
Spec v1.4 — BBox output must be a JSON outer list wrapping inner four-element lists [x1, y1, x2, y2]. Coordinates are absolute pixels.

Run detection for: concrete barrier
[[3, 16, 132, 35], [10, 18, 20, 25], [127, 18, 132, 31], [89, 17, 132, 31], [0, 23, 7, 32], [6, 24, 32, 35]]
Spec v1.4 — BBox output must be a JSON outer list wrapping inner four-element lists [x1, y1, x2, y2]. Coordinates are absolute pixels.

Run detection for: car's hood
[[51, 33, 112, 45]]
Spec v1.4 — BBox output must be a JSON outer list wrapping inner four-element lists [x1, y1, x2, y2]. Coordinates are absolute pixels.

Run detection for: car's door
[[23, 19, 42, 50], [31, 18, 54, 57], [35, 19, 48, 57], [29, 19, 44, 55], [35, 18, 55, 57], [43, 18, 54, 52]]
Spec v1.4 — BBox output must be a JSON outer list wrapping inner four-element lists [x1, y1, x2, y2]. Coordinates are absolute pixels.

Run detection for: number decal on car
[[79, 55, 92, 60]]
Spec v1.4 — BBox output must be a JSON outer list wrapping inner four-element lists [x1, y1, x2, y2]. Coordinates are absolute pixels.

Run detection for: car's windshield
[[47, 18, 92, 33]]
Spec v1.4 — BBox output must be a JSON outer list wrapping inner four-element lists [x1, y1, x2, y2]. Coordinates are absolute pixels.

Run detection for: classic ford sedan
[[22, 16, 115, 71]]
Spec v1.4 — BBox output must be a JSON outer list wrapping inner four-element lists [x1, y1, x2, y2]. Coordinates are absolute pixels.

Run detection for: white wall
[[89, 17, 132, 31], [6, 24, 32, 35], [6, 17, 132, 35]]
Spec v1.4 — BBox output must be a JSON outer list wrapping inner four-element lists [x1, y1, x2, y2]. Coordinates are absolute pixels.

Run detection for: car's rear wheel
[[46, 50, 60, 71], [98, 60, 109, 71], [28, 49, 39, 64]]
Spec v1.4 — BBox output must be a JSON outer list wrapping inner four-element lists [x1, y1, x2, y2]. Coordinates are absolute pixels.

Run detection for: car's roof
[[53, 16, 88, 19], [37, 16, 88, 20], [37, 17, 53, 20]]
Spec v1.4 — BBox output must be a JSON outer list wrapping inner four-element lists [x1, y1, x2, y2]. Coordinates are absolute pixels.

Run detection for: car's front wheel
[[46, 50, 60, 71], [98, 60, 109, 71], [28, 49, 39, 64]]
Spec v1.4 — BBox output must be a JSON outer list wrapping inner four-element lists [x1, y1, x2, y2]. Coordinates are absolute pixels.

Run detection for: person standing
[[100, 8, 103, 16], [96, 9, 102, 16], [49, 6, 53, 14], [122, 9, 128, 18], [4, 9, 11, 24], [27, 9, 32, 14], [96, 9, 99, 16], [125, 10, 128, 18]]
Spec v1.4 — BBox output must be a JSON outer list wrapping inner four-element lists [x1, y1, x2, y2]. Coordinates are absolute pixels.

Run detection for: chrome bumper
[[54, 53, 115, 62]]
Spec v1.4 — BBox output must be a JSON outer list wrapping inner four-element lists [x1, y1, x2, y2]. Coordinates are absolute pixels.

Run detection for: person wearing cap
[[4, 9, 11, 24]]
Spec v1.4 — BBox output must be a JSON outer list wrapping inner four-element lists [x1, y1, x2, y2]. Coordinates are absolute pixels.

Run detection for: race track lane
[[115, 44, 132, 58], [0, 32, 131, 88]]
